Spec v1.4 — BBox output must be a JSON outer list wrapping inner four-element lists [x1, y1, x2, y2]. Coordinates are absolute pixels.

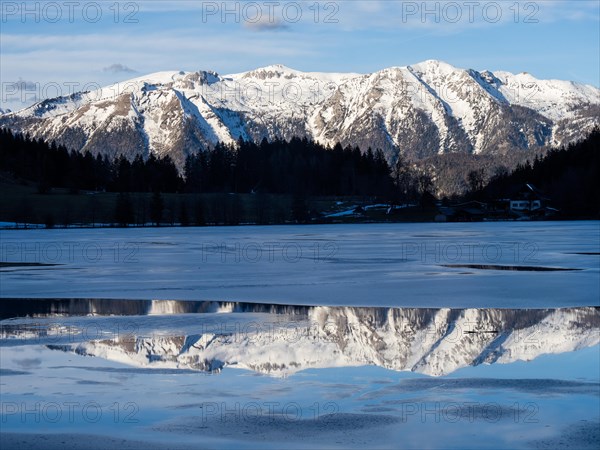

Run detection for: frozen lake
[[1, 221, 599, 307], [1, 221, 599, 448]]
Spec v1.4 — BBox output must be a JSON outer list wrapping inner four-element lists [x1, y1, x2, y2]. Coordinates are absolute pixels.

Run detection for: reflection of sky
[[450, 345, 600, 381], [1, 342, 598, 448]]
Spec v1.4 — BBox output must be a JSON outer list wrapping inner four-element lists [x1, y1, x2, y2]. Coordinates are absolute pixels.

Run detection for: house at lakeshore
[[508, 184, 547, 213], [442, 183, 558, 221], [503, 183, 559, 218]]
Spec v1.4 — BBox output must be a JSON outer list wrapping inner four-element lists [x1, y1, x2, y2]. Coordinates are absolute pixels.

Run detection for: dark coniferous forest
[[0, 130, 393, 197], [471, 128, 600, 217], [0, 126, 598, 224]]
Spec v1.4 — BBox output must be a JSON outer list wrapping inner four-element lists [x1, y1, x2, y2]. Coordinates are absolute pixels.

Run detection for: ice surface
[[1, 221, 598, 307], [0, 337, 598, 449]]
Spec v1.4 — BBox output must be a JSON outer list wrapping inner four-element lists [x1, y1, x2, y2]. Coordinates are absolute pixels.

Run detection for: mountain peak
[[408, 59, 462, 74], [240, 64, 300, 79], [259, 63, 296, 72], [420, 59, 448, 66]]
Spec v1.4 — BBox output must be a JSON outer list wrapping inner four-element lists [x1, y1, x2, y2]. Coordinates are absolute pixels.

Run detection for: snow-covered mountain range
[[1, 60, 598, 171], [32, 304, 599, 377]]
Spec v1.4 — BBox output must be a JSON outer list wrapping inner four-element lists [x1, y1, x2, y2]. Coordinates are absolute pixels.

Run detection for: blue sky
[[1, 1, 599, 110]]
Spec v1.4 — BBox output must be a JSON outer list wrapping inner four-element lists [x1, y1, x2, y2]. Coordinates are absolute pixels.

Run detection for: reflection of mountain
[[4, 300, 594, 376]]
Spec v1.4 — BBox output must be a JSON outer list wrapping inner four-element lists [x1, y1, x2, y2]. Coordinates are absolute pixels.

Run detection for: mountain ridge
[[1, 60, 598, 194]]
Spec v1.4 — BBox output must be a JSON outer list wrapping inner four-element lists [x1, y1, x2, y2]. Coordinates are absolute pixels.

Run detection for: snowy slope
[[1, 60, 598, 169], [492, 71, 600, 121]]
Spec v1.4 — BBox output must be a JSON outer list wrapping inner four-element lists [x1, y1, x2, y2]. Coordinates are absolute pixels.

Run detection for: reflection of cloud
[[244, 17, 288, 32], [103, 63, 137, 74], [14, 358, 41, 369]]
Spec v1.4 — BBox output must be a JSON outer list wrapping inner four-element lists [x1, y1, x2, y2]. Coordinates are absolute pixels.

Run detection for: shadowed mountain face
[[1, 61, 598, 179], [1, 299, 598, 377]]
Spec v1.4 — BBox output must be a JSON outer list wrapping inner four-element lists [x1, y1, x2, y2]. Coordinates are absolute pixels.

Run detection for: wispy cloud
[[244, 17, 289, 32], [103, 63, 137, 74]]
